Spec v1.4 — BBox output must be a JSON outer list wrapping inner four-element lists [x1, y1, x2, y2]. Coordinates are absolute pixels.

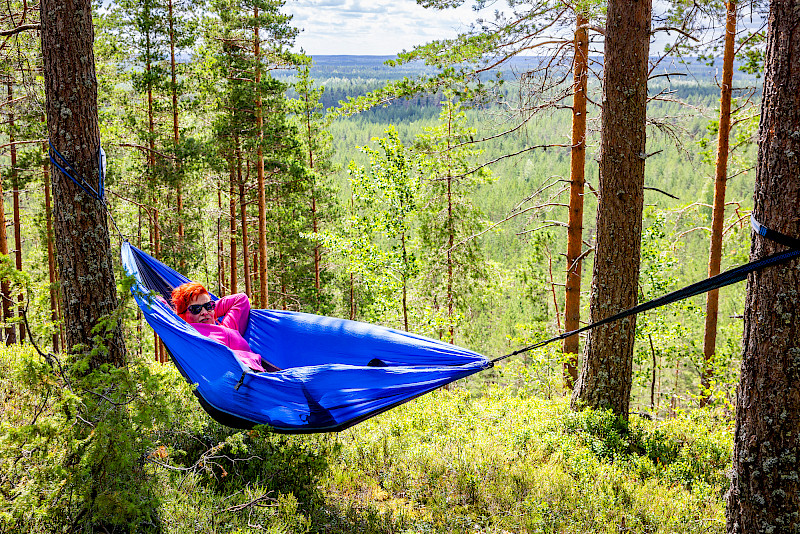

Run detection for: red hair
[[171, 282, 209, 320]]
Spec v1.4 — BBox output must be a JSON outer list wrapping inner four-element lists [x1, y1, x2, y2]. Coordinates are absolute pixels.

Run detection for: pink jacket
[[190, 294, 266, 372]]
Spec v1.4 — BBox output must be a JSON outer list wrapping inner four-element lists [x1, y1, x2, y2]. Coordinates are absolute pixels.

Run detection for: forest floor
[[1, 344, 731, 533]]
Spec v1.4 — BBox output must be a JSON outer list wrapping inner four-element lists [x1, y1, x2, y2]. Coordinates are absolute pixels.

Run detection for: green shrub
[[322, 386, 730, 533], [0, 336, 204, 533], [167, 422, 339, 506]]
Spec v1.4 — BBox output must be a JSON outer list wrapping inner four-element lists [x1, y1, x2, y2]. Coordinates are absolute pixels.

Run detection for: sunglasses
[[187, 300, 216, 315]]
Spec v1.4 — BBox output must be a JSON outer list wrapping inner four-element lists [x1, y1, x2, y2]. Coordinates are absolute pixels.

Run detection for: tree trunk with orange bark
[[254, 8, 269, 309], [571, 0, 651, 417], [701, 0, 737, 405], [563, 13, 590, 388]]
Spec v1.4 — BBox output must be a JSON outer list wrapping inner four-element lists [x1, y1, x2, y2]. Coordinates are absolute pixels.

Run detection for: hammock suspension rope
[[492, 215, 800, 364]]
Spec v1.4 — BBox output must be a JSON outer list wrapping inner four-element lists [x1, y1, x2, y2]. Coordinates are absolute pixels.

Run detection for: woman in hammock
[[171, 282, 280, 372]]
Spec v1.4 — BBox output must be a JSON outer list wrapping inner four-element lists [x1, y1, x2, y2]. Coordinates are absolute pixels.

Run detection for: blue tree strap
[[491, 217, 800, 364], [48, 140, 106, 204], [750, 214, 800, 249], [48, 139, 125, 241]]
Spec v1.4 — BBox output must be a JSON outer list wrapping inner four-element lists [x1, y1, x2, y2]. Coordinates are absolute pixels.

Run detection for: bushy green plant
[[168, 422, 339, 503], [0, 279, 207, 533]]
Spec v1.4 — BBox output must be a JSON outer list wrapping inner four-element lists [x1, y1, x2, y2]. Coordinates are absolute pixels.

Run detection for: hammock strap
[[491, 217, 800, 364], [49, 140, 105, 203], [48, 139, 124, 241]]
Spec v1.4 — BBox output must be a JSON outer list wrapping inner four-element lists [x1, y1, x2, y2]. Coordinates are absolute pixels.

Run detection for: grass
[[0, 344, 732, 533]]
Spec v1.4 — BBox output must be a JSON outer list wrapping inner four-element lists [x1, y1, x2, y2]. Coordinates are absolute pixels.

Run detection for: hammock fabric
[[121, 242, 491, 433]]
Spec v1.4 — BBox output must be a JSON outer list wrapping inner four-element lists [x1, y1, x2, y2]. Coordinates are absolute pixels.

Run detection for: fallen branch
[[223, 491, 277, 513]]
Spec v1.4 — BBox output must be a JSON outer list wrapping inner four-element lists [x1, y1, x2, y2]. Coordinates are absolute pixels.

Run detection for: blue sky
[[287, 0, 487, 56]]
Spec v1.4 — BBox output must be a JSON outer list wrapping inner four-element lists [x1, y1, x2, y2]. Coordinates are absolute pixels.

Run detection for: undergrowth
[[1, 344, 731, 533]]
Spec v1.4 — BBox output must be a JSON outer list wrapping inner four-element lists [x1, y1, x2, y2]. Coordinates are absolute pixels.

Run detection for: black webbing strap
[[491, 217, 800, 364]]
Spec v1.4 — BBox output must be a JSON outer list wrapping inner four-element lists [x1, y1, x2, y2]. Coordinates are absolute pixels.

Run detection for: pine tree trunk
[[311, 189, 320, 311], [304, 97, 322, 311], [726, 1, 800, 529], [701, 0, 737, 405], [168, 0, 184, 272], [239, 148, 252, 296], [43, 140, 60, 352], [446, 173, 454, 343], [146, 45, 164, 363], [253, 234, 260, 302], [217, 187, 225, 295], [570, 0, 651, 417], [136, 205, 143, 358], [229, 154, 238, 294], [0, 165, 13, 345], [41, 0, 126, 366], [446, 105, 454, 342], [8, 81, 25, 343], [563, 13, 589, 388], [254, 9, 269, 309], [401, 232, 409, 332]]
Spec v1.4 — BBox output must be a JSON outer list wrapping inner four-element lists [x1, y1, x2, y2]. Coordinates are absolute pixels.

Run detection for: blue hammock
[[121, 242, 491, 433]]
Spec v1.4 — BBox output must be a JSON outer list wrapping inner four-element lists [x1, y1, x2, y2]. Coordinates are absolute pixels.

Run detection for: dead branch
[[648, 72, 688, 81], [723, 213, 750, 237], [643, 186, 679, 199], [565, 246, 594, 275], [651, 26, 700, 42], [446, 199, 563, 254], [675, 226, 711, 240], [544, 243, 563, 331], [0, 138, 45, 151], [0, 93, 30, 109], [0, 22, 38, 37], [223, 490, 277, 513], [516, 221, 569, 235], [454, 142, 571, 180], [117, 143, 176, 161]]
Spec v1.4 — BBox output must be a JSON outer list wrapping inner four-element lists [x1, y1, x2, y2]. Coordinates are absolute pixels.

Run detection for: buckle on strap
[[234, 371, 247, 391], [751, 215, 800, 250]]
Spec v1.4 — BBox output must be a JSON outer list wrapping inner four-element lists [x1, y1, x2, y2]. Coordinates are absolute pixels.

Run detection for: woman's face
[[186, 293, 215, 324]]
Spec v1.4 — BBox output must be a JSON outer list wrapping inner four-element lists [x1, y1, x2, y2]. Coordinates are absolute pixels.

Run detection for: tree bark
[[43, 140, 60, 353], [701, 0, 737, 405], [217, 186, 225, 295], [0, 82, 17, 345], [168, 0, 184, 272], [239, 148, 252, 296], [446, 108, 455, 343], [254, 8, 269, 308], [145, 34, 164, 363], [41, 0, 126, 366], [8, 79, 25, 343], [303, 89, 322, 311], [0, 164, 13, 345], [563, 12, 590, 388], [229, 153, 238, 294], [726, 1, 800, 530], [570, 0, 651, 417]]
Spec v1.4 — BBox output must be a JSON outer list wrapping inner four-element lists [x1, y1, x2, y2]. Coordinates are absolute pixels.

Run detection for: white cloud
[[286, 0, 483, 55]]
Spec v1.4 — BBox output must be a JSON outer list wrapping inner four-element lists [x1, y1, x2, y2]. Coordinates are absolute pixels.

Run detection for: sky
[[286, 0, 488, 56], [285, 0, 768, 59]]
